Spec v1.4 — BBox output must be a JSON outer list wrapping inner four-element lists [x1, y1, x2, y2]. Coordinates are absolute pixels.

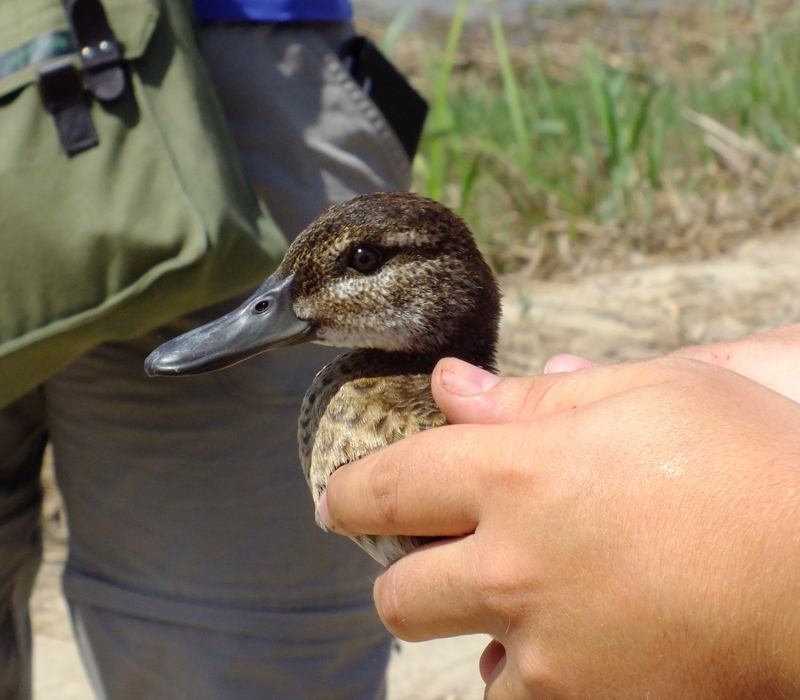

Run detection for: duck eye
[[349, 246, 381, 274], [253, 299, 270, 314]]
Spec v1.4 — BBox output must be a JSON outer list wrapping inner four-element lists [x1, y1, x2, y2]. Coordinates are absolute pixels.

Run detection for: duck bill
[[144, 274, 314, 376]]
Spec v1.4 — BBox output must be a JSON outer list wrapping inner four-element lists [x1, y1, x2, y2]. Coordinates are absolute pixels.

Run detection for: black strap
[[36, 0, 126, 155], [61, 0, 125, 102], [37, 57, 98, 155], [338, 37, 429, 160]]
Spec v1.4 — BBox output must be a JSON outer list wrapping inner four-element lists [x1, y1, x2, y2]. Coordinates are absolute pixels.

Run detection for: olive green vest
[[0, 0, 286, 407]]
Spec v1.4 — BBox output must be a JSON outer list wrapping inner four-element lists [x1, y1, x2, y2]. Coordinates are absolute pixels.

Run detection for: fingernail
[[440, 358, 501, 396], [317, 490, 334, 530], [479, 639, 507, 684], [542, 353, 597, 374]]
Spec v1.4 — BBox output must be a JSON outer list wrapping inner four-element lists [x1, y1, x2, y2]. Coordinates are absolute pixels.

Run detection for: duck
[[145, 192, 501, 565]]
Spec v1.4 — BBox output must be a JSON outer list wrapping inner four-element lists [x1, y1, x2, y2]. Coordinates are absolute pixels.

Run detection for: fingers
[[373, 547, 551, 700], [320, 422, 505, 537], [480, 639, 507, 683], [430, 357, 559, 425], [542, 353, 597, 374], [370, 535, 493, 640], [370, 526, 545, 645]]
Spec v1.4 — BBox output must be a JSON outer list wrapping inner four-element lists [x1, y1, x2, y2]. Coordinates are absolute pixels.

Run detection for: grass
[[360, 0, 800, 278]]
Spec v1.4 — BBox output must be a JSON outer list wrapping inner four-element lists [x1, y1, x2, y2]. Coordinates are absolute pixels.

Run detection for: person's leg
[[71, 603, 389, 700], [46, 318, 391, 700], [49, 21, 413, 700], [47, 327, 390, 700], [0, 390, 47, 700]]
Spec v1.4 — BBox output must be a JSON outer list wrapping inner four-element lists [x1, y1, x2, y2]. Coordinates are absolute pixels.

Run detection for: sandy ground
[[32, 228, 800, 698]]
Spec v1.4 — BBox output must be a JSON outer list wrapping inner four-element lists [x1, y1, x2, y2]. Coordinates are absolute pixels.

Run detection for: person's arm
[[320, 350, 800, 699]]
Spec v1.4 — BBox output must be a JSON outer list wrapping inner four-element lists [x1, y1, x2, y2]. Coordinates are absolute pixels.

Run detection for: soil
[[33, 228, 800, 699]]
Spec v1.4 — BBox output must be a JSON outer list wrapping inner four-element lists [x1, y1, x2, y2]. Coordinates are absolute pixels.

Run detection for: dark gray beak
[[144, 274, 313, 376]]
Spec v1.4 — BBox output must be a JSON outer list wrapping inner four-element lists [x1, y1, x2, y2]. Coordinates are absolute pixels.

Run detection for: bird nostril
[[254, 300, 270, 314]]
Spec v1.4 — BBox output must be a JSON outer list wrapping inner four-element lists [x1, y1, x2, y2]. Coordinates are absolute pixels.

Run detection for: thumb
[[431, 355, 704, 425], [431, 357, 569, 424]]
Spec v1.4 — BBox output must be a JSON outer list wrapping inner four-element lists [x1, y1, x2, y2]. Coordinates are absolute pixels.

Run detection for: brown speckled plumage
[[299, 351, 447, 564], [281, 193, 501, 565]]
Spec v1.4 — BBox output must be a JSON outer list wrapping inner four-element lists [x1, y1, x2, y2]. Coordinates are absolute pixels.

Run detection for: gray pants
[[0, 22, 412, 700]]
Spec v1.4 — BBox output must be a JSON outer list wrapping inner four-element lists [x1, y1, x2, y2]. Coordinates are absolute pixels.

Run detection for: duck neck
[[351, 336, 498, 377], [442, 325, 499, 373]]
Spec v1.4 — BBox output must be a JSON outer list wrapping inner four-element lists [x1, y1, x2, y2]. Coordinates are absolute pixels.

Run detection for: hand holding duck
[[321, 342, 800, 699]]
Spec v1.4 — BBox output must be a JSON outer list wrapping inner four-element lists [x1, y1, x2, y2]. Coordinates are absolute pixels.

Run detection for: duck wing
[[301, 367, 445, 501], [298, 358, 446, 564]]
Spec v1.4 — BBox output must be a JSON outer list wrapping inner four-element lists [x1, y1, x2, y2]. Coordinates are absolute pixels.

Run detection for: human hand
[[319, 355, 800, 699]]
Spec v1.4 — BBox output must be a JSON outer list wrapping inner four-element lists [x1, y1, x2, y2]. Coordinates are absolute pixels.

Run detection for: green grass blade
[[601, 80, 621, 169], [584, 47, 620, 171], [425, 0, 470, 200], [627, 82, 659, 154], [456, 153, 483, 216], [380, 4, 417, 58], [490, 13, 533, 171]]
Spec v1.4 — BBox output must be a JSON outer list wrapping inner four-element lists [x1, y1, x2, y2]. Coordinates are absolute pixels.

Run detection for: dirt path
[[33, 229, 800, 699], [498, 229, 800, 375]]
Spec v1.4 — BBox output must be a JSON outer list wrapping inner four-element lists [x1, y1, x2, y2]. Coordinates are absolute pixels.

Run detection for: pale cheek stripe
[[294, 262, 452, 351]]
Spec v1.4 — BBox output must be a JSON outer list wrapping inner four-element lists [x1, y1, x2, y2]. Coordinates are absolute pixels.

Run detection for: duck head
[[145, 192, 501, 376]]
